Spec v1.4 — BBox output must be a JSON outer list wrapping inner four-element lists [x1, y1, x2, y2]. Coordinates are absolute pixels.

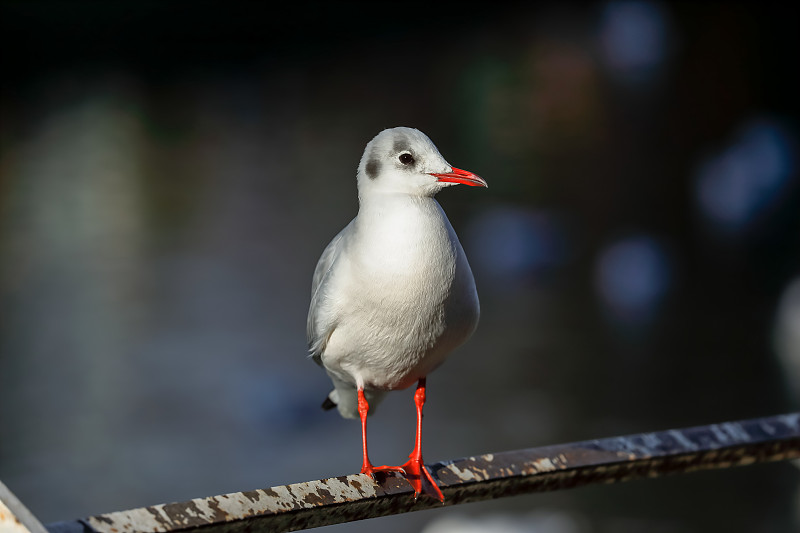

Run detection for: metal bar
[[1, 480, 50, 533], [46, 412, 800, 533]]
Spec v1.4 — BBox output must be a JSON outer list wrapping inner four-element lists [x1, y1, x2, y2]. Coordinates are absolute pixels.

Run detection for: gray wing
[[307, 221, 352, 363]]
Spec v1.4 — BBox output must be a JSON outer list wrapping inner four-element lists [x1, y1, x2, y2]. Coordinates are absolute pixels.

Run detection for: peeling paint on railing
[[39, 412, 800, 533]]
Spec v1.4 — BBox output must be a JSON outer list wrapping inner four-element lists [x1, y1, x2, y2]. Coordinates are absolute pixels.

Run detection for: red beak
[[430, 167, 488, 188]]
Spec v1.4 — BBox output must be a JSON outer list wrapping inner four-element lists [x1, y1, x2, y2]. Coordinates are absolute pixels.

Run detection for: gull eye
[[398, 152, 415, 165]]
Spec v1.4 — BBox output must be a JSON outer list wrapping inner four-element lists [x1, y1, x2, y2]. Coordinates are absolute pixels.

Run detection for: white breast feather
[[310, 196, 478, 392]]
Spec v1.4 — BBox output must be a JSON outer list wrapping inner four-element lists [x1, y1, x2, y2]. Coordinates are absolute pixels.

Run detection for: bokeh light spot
[[598, 1, 671, 84], [595, 235, 670, 326], [695, 118, 796, 236], [468, 207, 569, 285]]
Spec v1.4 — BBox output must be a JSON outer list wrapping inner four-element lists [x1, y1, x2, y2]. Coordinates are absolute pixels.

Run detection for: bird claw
[[361, 460, 443, 502], [361, 464, 406, 478], [401, 458, 444, 502]]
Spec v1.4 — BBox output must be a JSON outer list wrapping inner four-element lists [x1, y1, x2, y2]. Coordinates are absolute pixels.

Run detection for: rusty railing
[[2, 412, 798, 533]]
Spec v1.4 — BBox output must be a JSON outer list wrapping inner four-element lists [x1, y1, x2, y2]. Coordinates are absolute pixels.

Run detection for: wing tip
[[321, 395, 337, 411]]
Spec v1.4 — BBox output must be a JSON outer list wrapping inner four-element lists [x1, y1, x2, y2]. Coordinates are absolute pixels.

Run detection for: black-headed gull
[[307, 127, 486, 501]]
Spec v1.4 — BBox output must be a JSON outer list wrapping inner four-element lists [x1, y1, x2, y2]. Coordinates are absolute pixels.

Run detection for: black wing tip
[[321, 396, 337, 411]]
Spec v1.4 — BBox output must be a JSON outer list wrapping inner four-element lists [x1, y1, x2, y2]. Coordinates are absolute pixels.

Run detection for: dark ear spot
[[365, 157, 381, 180]]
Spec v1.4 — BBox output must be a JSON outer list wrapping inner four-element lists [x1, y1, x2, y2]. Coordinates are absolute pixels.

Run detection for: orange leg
[[358, 387, 405, 477], [399, 378, 444, 502]]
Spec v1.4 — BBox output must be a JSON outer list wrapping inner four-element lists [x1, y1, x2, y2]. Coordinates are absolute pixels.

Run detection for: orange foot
[[400, 457, 443, 502], [361, 463, 406, 478]]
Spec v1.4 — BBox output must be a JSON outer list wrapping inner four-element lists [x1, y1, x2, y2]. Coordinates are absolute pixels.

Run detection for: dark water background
[[1, 2, 798, 532]]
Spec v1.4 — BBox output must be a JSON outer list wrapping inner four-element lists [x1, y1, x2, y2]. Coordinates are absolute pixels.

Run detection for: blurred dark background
[[1, 2, 798, 532]]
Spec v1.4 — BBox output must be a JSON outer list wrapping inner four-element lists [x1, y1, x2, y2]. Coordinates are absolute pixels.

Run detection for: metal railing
[[3, 412, 799, 533]]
